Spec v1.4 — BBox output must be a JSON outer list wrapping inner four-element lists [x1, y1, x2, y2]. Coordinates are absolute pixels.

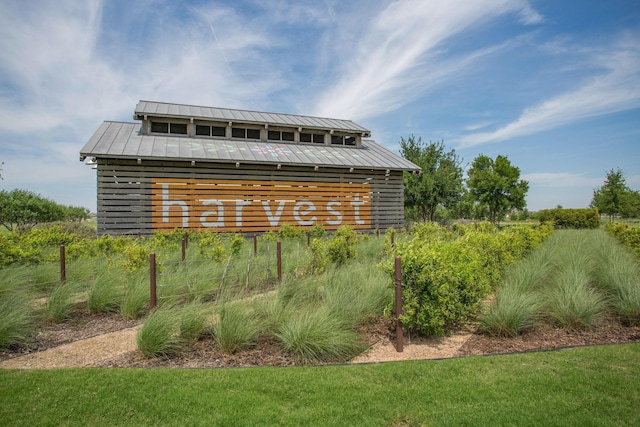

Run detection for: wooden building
[[80, 101, 420, 235]]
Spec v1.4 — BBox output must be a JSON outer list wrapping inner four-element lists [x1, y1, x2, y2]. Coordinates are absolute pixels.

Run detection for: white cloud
[[459, 33, 640, 148], [311, 0, 540, 121]]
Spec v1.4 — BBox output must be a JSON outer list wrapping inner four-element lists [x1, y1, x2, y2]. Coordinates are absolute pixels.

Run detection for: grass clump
[[480, 288, 541, 337], [213, 303, 258, 354], [136, 308, 186, 358], [87, 272, 122, 314], [179, 303, 210, 344], [276, 308, 366, 362], [42, 282, 79, 323], [120, 274, 149, 319], [0, 290, 36, 349]]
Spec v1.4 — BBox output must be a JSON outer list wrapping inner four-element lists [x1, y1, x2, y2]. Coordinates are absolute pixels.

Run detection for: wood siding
[[96, 159, 405, 235]]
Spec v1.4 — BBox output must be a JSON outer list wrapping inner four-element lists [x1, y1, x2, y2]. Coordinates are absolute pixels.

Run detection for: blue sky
[[1, 0, 639, 212]]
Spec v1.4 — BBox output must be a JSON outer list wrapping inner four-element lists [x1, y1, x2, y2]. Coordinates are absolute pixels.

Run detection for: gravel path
[[0, 326, 140, 369]]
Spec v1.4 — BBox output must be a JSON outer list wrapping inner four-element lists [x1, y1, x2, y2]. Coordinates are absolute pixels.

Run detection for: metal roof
[[80, 121, 420, 172], [134, 100, 371, 135]]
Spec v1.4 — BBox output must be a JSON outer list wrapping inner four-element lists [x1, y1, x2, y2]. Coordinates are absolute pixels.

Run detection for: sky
[[1, 0, 639, 213]]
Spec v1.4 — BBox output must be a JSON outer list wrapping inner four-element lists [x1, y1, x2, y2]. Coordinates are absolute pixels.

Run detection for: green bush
[[539, 208, 600, 229], [605, 222, 640, 258], [385, 222, 551, 336]]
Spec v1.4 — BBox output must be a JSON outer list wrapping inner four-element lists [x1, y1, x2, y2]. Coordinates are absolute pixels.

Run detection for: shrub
[[279, 224, 303, 240], [309, 224, 326, 239], [606, 222, 640, 258], [539, 208, 600, 229]]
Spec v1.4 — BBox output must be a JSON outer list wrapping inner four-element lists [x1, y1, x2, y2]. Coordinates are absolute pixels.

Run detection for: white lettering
[[200, 199, 225, 227], [161, 183, 189, 228], [261, 200, 287, 227], [350, 193, 365, 225], [235, 200, 252, 227], [293, 201, 317, 226], [326, 201, 342, 225]]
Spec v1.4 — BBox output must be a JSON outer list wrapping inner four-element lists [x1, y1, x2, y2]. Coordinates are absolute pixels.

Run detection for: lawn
[[1, 343, 639, 426]]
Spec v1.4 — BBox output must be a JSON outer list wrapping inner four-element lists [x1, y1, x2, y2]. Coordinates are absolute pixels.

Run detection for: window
[[331, 135, 357, 146], [196, 125, 226, 137], [151, 122, 169, 133], [151, 122, 187, 135], [268, 130, 295, 141], [232, 127, 260, 139], [300, 132, 325, 143]]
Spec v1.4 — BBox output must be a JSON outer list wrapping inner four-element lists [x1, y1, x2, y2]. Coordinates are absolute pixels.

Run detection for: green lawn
[[2, 343, 639, 426]]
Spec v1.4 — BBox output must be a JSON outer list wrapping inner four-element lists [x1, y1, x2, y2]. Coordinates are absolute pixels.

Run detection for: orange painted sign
[[151, 178, 371, 232]]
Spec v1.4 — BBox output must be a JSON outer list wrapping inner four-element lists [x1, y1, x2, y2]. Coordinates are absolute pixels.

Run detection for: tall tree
[[591, 168, 638, 220], [467, 154, 529, 224], [399, 136, 464, 222]]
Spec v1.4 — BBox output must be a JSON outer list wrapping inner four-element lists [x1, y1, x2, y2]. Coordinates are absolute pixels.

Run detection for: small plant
[[309, 224, 326, 239], [213, 303, 258, 354], [43, 282, 78, 323], [545, 269, 606, 330], [137, 308, 186, 358], [0, 289, 36, 349], [120, 274, 149, 319], [178, 303, 209, 344], [87, 272, 122, 314], [276, 308, 366, 362], [479, 288, 541, 337], [279, 224, 303, 240]]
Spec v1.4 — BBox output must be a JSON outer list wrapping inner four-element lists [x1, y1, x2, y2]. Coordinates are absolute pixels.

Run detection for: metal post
[[277, 240, 282, 283], [181, 237, 187, 265], [307, 231, 311, 247], [150, 253, 157, 310], [390, 232, 395, 249], [394, 256, 403, 352], [253, 234, 258, 256], [59, 245, 66, 282]]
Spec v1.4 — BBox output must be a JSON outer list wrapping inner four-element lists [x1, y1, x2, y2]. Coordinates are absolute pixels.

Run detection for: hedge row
[[605, 222, 640, 259], [538, 208, 600, 229], [383, 222, 553, 336]]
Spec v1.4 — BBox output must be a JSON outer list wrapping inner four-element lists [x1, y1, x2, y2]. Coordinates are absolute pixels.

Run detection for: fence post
[[390, 232, 395, 249], [181, 237, 187, 265], [59, 245, 66, 282], [307, 231, 311, 247], [394, 256, 404, 352], [253, 234, 258, 256], [277, 240, 282, 283], [150, 252, 157, 310]]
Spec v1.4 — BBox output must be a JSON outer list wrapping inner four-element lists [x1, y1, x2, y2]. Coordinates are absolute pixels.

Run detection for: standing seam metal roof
[[134, 100, 371, 135], [80, 121, 420, 172]]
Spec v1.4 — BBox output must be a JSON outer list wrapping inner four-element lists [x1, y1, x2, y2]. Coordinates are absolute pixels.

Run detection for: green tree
[[399, 136, 464, 222], [467, 155, 529, 224], [64, 205, 90, 222], [0, 189, 66, 231], [591, 168, 638, 220]]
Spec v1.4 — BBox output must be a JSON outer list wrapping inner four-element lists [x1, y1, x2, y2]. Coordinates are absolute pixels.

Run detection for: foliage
[[467, 154, 529, 224], [0, 189, 88, 232], [399, 136, 464, 222], [591, 168, 640, 219], [278, 223, 304, 240], [384, 222, 550, 336], [326, 225, 358, 265], [213, 303, 258, 354], [308, 238, 329, 274], [43, 282, 79, 323], [605, 221, 640, 258], [120, 274, 149, 319], [309, 224, 326, 238], [136, 308, 186, 358], [538, 208, 600, 229], [276, 308, 366, 361], [87, 272, 122, 314], [0, 289, 36, 350]]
